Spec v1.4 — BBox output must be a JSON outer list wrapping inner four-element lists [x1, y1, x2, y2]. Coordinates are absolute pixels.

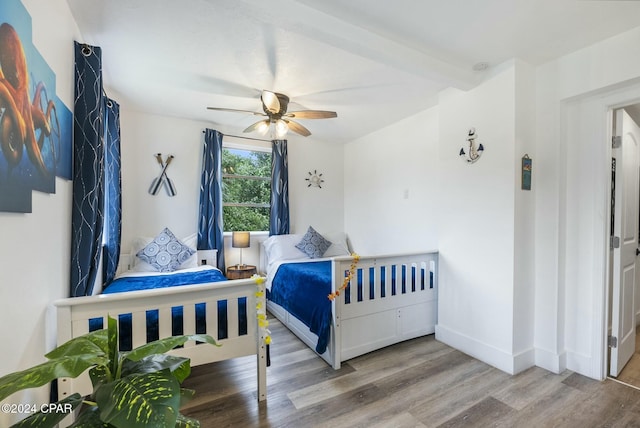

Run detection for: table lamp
[[232, 231, 250, 267]]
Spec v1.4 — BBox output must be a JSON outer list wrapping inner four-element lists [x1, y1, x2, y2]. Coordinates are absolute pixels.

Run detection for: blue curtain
[[103, 99, 122, 286], [270, 139, 289, 235], [70, 42, 105, 297], [198, 129, 226, 271]]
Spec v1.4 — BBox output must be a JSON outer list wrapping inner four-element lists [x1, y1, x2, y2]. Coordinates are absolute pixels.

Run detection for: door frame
[[557, 83, 640, 380], [565, 85, 640, 380], [608, 107, 640, 377]]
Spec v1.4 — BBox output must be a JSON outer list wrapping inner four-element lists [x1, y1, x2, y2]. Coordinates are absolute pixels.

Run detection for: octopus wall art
[[0, 0, 72, 213]]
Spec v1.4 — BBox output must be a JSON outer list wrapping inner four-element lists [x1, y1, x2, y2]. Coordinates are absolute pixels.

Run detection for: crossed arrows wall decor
[[149, 153, 177, 196]]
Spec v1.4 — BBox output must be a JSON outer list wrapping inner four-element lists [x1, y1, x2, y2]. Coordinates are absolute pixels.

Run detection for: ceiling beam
[[238, 0, 479, 91]]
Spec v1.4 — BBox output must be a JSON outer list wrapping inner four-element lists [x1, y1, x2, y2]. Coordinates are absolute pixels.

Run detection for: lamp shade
[[232, 231, 250, 248]]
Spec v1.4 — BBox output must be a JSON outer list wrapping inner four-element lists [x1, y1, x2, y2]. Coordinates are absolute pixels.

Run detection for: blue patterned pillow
[[136, 228, 195, 272], [295, 226, 332, 258]]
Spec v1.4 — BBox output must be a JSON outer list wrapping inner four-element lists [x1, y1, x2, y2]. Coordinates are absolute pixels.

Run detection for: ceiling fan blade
[[285, 119, 311, 137], [285, 110, 337, 119], [243, 120, 270, 135], [261, 90, 280, 114], [207, 107, 265, 115]]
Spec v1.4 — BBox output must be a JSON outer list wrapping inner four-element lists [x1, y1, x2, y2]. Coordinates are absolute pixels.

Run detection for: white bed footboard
[[267, 251, 438, 369], [54, 277, 267, 405]]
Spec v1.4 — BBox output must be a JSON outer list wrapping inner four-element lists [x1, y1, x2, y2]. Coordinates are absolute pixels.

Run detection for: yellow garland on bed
[[253, 275, 272, 345], [328, 253, 360, 301]]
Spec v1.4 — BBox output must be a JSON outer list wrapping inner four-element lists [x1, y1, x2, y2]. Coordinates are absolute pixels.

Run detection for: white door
[[610, 108, 640, 377]]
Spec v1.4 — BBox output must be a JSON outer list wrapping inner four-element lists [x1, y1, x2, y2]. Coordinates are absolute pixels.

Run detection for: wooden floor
[[616, 326, 640, 388], [182, 315, 640, 427]]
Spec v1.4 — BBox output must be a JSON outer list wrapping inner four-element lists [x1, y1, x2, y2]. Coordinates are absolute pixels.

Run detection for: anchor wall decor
[[459, 127, 484, 164], [149, 153, 177, 196]]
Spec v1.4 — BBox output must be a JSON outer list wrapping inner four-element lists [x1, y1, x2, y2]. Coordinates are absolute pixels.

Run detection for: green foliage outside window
[[222, 148, 271, 232]]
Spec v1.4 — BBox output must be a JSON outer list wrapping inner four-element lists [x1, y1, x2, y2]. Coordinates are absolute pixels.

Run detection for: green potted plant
[[0, 316, 218, 427]]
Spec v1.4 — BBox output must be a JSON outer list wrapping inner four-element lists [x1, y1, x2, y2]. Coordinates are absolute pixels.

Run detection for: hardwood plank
[[491, 366, 573, 410], [437, 397, 514, 428], [182, 313, 640, 427]]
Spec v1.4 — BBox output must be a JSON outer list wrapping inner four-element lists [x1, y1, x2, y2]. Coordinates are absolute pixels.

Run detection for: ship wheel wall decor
[[306, 170, 324, 188]]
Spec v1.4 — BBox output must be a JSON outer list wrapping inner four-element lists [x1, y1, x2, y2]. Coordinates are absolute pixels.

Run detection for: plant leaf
[[89, 365, 110, 389], [68, 404, 113, 427], [45, 330, 108, 360], [0, 355, 108, 402], [176, 413, 201, 428], [95, 369, 181, 428], [179, 388, 196, 408], [121, 354, 191, 383], [10, 393, 83, 428], [124, 335, 219, 363]]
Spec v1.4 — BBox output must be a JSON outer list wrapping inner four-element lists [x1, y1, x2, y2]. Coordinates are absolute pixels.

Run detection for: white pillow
[[262, 234, 306, 266], [262, 231, 350, 264], [322, 232, 351, 257], [179, 233, 198, 268]]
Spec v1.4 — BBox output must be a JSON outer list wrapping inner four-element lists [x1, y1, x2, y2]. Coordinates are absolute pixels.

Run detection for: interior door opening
[[607, 103, 640, 384]]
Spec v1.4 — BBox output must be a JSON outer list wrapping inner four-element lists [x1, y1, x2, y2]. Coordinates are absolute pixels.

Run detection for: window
[[222, 147, 271, 232]]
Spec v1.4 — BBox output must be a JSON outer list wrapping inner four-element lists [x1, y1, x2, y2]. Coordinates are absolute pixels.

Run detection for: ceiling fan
[[207, 90, 337, 138]]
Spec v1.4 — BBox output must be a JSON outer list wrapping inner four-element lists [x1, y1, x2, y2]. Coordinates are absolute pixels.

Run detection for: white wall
[[435, 63, 525, 374], [118, 109, 207, 246], [0, 0, 80, 425], [116, 108, 344, 269], [512, 61, 536, 367], [344, 107, 439, 254]]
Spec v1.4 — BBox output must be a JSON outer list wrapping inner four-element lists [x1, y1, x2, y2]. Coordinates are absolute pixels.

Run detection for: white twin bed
[[54, 230, 268, 408], [261, 230, 438, 369]]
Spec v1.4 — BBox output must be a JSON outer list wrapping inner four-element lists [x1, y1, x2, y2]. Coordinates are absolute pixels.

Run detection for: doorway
[[608, 103, 640, 386]]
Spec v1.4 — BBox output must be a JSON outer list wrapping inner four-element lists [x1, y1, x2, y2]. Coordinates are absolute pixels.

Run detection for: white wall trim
[[534, 347, 567, 374], [436, 324, 528, 375], [566, 349, 594, 378]]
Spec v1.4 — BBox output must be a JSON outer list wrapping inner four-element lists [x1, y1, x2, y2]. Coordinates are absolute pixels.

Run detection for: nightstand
[[226, 264, 257, 279]]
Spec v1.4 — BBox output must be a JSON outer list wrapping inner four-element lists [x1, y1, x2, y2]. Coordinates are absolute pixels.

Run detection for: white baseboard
[[565, 349, 595, 379], [534, 347, 567, 374], [435, 324, 533, 375]]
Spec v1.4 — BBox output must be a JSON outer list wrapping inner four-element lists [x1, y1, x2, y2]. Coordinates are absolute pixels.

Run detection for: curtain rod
[[201, 130, 272, 143]]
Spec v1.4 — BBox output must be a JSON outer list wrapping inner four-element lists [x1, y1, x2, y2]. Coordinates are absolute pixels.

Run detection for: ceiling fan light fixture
[[208, 90, 336, 138], [274, 119, 288, 138], [256, 120, 270, 135]]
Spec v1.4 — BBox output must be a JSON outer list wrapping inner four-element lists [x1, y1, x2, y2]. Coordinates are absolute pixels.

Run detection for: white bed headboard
[[115, 249, 218, 276]]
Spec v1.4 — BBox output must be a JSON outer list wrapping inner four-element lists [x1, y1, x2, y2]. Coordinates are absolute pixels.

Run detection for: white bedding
[[262, 230, 351, 291], [115, 264, 222, 280]]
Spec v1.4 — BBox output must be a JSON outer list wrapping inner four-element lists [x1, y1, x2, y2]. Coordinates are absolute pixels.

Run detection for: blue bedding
[[267, 261, 333, 354], [102, 268, 227, 293], [89, 268, 247, 350]]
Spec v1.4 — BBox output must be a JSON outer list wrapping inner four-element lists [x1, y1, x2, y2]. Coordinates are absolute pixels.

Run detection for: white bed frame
[[54, 275, 267, 414], [266, 251, 438, 369]]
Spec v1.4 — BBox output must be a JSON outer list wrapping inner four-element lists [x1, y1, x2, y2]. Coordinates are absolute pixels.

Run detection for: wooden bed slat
[[227, 298, 239, 339], [206, 300, 219, 341], [158, 306, 172, 339]]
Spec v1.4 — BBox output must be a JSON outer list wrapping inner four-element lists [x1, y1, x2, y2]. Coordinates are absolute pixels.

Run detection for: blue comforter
[[268, 261, 332, 354], [102, 268, 227, 293], [90, 268, 246, 350]]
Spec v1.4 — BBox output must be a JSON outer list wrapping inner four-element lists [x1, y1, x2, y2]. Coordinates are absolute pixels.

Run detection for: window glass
[[222, 148, 271, 232]]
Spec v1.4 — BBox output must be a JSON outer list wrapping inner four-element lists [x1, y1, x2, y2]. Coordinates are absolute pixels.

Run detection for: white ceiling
[[65, 0, 640, 143]]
